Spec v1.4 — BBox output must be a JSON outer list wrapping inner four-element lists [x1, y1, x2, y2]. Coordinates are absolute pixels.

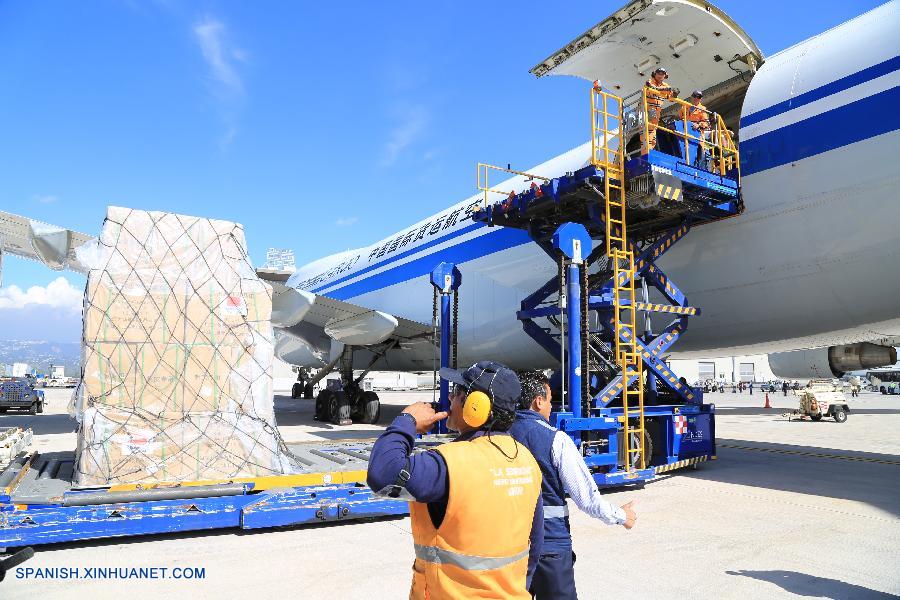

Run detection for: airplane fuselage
[[284, 2, 900, 371]]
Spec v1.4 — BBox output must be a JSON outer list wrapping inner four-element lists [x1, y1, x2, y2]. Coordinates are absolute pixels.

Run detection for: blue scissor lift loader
[[472, 86, 742, 485]]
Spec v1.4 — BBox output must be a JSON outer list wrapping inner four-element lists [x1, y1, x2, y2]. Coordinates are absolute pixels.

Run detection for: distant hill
[[0, 340, 81, 377]]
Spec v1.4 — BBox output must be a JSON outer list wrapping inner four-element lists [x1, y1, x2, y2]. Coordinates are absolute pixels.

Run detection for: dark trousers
[[531, 544, 577, 600]]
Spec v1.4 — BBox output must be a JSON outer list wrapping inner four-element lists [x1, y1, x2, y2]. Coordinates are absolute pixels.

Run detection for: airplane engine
[[769, 343, 897, 378]]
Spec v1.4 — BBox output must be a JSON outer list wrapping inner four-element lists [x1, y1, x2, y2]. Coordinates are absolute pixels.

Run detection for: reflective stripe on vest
[[414, 544, 530, 571], [543, 505, 569, 519]]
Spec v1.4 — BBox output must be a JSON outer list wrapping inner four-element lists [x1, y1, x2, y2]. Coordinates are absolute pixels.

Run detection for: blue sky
[[0, 0, 884, 341]]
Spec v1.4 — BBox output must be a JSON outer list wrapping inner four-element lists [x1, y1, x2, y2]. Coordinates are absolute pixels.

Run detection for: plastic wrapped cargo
[[72, 207, 297, 486]]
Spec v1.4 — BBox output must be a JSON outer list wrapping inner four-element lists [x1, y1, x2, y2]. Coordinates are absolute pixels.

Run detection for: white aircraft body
[[2, 1, 897, 393], [274, 0, 900, 382]]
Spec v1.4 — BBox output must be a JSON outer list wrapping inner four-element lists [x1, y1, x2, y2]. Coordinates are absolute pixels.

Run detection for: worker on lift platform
[[688, 90, 711, 134], [643, 67, 676, 152], [687, 90, 712, 168], [511, 370, 637, 600], [367, 361, 543, 599]]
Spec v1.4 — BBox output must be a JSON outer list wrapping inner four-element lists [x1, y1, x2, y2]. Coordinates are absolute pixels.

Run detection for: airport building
[[668, 355, 777, 385]]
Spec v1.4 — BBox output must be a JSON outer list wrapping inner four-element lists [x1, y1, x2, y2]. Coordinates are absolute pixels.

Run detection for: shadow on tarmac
[[273, 394, 407, 434], [0, 413, 76, 435], [726, 570, 899, 599], [684, 439, 900, 517]]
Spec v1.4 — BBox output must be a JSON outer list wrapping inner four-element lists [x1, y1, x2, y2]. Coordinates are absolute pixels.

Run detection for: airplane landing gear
[[311, 344, 390, 426], [314, 386, 381, 426]]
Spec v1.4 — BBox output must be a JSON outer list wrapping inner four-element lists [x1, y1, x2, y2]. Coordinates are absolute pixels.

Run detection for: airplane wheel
[[315, 390, 333, 421], [329, 392, 352, 426], [303, 384, 315, 399], [291, 383, 302, 399], [357, 392, 381, 425]]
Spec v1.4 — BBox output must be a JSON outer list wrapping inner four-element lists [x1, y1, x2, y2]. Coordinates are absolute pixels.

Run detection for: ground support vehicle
[[0, 379, 44, 415], [786, 380, 850, 423], [462, 86, 741, 485]]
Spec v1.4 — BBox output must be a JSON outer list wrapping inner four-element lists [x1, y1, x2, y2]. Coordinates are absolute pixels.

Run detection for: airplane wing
[[258, 271, 431, 351], [0, 210, 94, 281]]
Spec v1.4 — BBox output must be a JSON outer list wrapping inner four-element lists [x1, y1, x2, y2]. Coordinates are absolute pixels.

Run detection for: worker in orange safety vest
[[687, 90, 712, 167], [687, 90, 711, 133], [643, 67, 675, 153], [368, 361, 543, 599]]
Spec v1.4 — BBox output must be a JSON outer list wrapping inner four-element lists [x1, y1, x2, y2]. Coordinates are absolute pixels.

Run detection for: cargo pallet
[[469, 85, 741, 485], [0, 436, 430, 548]]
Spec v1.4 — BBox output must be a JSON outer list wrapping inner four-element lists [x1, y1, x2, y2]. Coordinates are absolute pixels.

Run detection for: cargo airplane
[[3, 0, 898, 423]]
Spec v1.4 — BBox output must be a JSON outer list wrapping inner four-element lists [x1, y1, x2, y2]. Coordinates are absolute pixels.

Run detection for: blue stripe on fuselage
[[741, 86, 900, 176], [741, 55, 900, 128], [327, 226, 533, 301], [312, 222, 482, 293], [322, 87, 900, 301]]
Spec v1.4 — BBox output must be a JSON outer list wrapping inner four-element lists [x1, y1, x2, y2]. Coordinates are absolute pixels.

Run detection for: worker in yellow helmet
[[368, 361, 543, 599], [643, 67, 675, 153]]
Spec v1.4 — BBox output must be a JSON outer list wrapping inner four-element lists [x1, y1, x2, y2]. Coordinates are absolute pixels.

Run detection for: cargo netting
[[71, 207, 300, 486]]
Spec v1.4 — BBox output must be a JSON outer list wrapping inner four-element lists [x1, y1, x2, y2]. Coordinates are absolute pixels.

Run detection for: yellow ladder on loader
[[591, 86, 647, 474]]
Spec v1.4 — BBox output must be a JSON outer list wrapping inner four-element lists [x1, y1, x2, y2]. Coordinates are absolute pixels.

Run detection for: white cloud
[[33, 194, 57, 204], [380, 106, 428, 167], [335, 217, 359, 227], [0, 277, 83, 314], [193, 19, 243, 94], [193, 17, 246, 146]]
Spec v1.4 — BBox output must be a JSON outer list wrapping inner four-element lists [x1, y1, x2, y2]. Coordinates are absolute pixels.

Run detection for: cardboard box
[[83, 277, 272, 345], [75, 406, 290, 486]]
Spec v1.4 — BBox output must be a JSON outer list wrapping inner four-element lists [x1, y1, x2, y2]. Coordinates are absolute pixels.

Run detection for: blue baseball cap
[[439, 361, 521, 414]]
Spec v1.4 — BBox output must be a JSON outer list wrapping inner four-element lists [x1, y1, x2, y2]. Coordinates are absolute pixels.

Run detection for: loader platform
[[0, 432, 444, 547]]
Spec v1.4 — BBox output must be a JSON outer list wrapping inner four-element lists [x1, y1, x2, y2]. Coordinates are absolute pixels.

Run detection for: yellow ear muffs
[[462, 390, 492, 428]]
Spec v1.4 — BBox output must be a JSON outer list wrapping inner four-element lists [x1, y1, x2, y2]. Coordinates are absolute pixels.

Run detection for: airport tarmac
[[1, 387, 898, 599]]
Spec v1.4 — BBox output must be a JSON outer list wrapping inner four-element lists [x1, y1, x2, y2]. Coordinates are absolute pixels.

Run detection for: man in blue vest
[[510, 370, 637, 599]]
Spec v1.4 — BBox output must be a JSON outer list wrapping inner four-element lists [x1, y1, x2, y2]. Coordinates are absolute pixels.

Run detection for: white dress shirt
[[550, 427, 626, 525]]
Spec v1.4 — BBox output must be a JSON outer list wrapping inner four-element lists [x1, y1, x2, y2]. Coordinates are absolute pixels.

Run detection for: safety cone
[[764, 393, 772, 409]]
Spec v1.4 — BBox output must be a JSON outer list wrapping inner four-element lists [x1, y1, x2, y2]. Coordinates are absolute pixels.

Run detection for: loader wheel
[[0, 408, 7, 414], [618, 429, 653, 470], [810, 413, 823, 422], [315, 390, 333, 421], [833, 408, 848, 423], [28, 403, 37, 415], [356, 391, 381, 425]]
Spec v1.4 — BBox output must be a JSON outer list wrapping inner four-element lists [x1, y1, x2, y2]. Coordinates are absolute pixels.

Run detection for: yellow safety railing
[[590, 85, 647, 474], [635, 88, 740, 179], [477, 163, 550, 208]]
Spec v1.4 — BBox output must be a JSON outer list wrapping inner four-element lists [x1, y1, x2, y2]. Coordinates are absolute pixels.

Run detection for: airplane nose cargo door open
[[530, 0, 762, 93], [531, 0, 763, 138]]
